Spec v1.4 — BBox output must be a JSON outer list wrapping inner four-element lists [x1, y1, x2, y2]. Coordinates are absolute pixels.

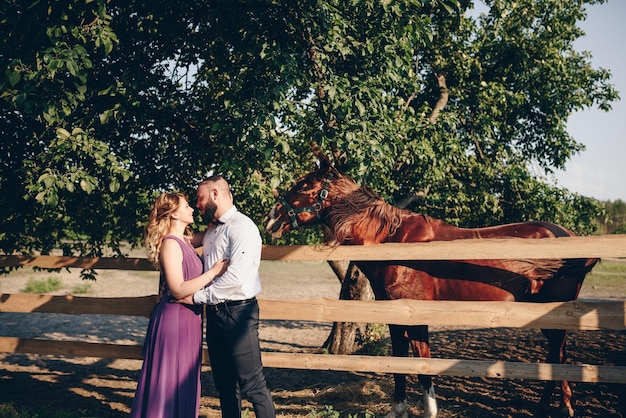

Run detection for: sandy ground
[[0, 261, 624, 417]]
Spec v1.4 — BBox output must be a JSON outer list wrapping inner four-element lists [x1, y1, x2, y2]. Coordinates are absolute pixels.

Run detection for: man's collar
[[210, 206, 237, 226]]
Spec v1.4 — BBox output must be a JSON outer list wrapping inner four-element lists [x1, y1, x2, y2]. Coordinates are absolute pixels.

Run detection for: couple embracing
[[130, 176, 275, 418]]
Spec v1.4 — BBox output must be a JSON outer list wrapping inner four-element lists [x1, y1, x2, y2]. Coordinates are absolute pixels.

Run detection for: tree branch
[[428, 73, 449, 124]]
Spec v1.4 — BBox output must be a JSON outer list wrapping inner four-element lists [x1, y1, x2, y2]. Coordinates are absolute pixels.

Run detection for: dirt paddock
[[0, 261, 624, 417]]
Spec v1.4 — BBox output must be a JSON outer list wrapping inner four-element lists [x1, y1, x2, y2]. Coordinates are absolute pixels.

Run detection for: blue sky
[[552, 0, 625, 201]]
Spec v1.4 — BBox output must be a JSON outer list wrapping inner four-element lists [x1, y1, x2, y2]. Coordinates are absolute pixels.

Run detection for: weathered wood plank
[[261, 235, 626, 261], [263, 352, 626, 384], [258, 298, 626, 331], [0, 294, 157, 317], [0, 337, 144, 359], [1, 294, 624, 331], [0, 255, 154, 270], [2, 235, 625, 269], [0, 337, 623, 384]]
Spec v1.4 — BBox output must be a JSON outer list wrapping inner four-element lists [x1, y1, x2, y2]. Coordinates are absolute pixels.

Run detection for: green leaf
[[109, 177, 120, 193], [56, 128, 71, 139], [99, 109, 114, 124], [6, 70, 21, 86], [80, 179, 93, 194], [67, 60, 79, 77], [47, 192, 59, 207], [355, 100, 365, 116]]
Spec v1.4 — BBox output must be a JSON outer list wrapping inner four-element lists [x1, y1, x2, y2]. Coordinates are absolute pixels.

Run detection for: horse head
[[264, 152, 343, 238]]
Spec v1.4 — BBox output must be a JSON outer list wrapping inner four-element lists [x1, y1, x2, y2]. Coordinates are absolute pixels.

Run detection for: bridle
[[278, 177, 332, 230]]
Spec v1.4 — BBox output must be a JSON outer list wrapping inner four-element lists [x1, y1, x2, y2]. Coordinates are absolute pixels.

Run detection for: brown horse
[[264, 152, 599, 418]]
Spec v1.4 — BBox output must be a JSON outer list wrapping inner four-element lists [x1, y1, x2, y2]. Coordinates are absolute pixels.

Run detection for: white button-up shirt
[[193, 206, 262, 305]]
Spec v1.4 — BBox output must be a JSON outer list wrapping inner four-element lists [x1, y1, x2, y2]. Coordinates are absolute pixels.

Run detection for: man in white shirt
[[192, 175, 275, 418]]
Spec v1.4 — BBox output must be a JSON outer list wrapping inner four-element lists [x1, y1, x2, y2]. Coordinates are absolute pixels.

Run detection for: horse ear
[[317, 153, 332, 172], [332, 150, 348, 173], [312, 143, 332, 172]]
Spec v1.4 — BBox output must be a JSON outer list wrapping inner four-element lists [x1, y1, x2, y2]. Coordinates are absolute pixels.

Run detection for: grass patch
[[71, 282, 92, 294], [583, 259, 626, 295], [22, 277, 63, 294], [593, 258, 626, 274]]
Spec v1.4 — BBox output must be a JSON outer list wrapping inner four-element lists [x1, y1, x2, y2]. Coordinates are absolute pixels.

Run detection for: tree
[[1, 0, 616, 264], [0, 0, 140, 263], [597, 199, 626, 234], [169, 0, 613, 235]]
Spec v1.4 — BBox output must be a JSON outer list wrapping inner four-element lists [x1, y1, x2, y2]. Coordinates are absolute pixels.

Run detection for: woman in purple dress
[[130, 192, 228, 418]]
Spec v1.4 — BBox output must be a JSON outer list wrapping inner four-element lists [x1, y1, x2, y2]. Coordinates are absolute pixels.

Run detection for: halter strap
[[279, 179, 331, 230]]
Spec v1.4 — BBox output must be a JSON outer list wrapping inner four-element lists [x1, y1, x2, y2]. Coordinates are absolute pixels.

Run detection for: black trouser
[[206, 298, 275, 418]]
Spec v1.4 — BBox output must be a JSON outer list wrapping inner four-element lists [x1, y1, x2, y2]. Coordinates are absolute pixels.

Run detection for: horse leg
[[387, 324, 410, 418], [538, 328, 574, 418], [407, 325, 437, 418], [385, 325, 438, 418]]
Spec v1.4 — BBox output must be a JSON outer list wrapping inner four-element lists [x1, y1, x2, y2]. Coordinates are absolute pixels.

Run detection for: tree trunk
[[322, 260, 375, 354]]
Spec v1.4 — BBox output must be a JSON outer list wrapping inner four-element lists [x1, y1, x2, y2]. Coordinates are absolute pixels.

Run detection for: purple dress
[[130, 235, 204, 418]]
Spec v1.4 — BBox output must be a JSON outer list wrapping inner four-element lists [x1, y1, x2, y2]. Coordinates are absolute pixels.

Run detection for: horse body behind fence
[[264, 152, 598, 418]]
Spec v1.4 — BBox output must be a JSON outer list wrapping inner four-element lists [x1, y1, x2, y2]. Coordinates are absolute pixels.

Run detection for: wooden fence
[[1, 234, 625, 385]]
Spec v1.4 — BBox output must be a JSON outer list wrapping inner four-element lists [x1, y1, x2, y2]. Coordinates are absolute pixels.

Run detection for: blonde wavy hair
[[144, 192, 193, 269]]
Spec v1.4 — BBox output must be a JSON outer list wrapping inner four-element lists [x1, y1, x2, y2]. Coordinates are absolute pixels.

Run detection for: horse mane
[[326, 176, 404, 244]]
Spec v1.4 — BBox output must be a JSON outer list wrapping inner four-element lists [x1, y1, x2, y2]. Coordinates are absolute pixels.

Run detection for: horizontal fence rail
[[2, 235, 626, 270], [1, 235, 625, 385], [260, 235, 626, 261], [1, 339, 624, 385], [1, 295, 623, 331]]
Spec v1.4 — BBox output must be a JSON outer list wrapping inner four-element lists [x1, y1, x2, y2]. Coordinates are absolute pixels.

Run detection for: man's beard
[[201, 202, 218, 224]]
